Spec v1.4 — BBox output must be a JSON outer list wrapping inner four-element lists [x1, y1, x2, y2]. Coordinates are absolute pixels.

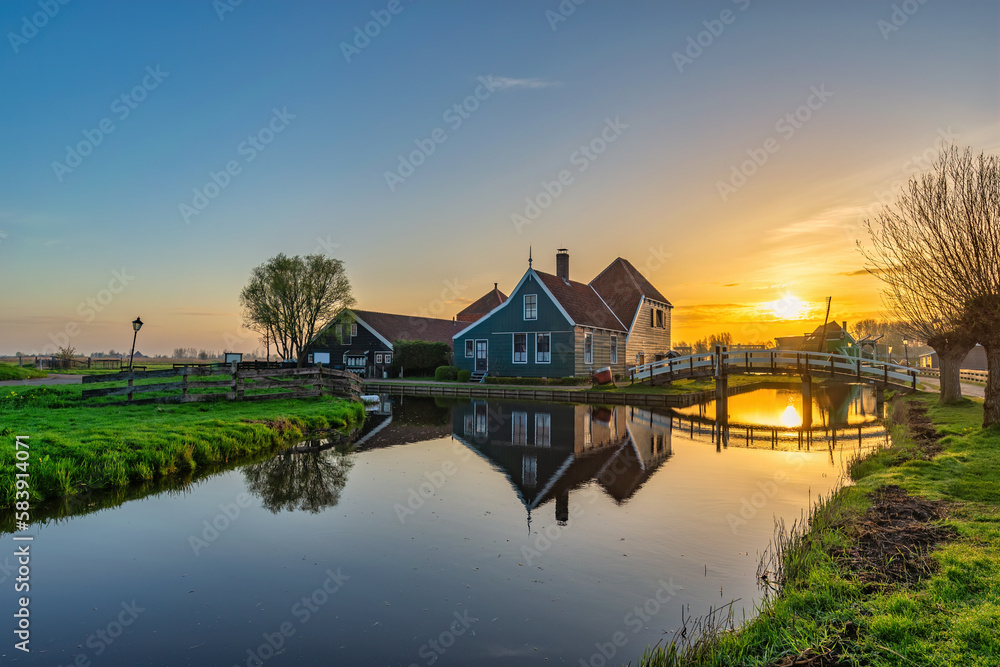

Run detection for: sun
[[767, 294, 808, 321]]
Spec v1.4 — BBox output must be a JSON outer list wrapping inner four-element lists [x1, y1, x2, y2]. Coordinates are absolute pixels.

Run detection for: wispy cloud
[[485, 76, 562, 91]]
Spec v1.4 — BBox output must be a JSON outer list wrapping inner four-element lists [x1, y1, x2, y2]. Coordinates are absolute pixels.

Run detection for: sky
[[1, 0, 997, 357]]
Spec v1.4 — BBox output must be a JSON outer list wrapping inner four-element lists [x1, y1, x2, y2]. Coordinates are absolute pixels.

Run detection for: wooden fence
[[81, 365, 361, 406], [918, 368, 989, 383]]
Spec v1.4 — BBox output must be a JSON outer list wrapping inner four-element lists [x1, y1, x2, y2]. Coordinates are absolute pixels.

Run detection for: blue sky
[[1, 0, 997, 355]]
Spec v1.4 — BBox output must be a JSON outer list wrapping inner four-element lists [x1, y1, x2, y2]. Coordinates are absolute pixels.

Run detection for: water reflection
[[243, 445, 354, 513], [675, 383, 879, 429]]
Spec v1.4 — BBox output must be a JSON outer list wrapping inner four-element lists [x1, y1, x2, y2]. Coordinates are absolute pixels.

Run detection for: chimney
[[494, 282, 498, 291], [842, 321, 847, 339], [556, 249, 569, 281]]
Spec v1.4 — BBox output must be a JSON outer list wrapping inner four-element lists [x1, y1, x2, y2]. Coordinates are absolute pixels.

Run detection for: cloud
[[485, 76, 562, 91], [723, 283, 739, 287]]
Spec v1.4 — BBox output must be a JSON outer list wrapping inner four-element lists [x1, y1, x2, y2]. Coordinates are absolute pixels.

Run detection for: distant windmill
[[816, 297, 832, 353]]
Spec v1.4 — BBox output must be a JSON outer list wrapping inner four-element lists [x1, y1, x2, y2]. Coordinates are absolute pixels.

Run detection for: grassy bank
[[0, 383, 364, 509], [0, 363, 47, 381], [636, 393, 1000, 666]]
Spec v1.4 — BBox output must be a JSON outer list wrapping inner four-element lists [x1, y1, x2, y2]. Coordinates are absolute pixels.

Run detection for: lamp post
[[903, 339, 910, 367], [129, 316, 143, 371]]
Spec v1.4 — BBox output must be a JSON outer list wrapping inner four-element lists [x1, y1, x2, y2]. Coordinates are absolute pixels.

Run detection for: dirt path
[[0, 374, 83, 387], [918, 376, 985, 399]]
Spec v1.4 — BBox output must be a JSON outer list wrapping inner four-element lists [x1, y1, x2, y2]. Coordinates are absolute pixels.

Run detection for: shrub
[[434, 365, 459, 382], [457, 370, 472, 383], [392, 341, 452, 376]]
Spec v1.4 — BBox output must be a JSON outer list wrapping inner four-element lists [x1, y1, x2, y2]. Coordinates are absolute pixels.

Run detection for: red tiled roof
[[590, 258, 671, 328], [535, 271, 626, 331], [456, 286, 508, 323], [352, 309, 467, 345]]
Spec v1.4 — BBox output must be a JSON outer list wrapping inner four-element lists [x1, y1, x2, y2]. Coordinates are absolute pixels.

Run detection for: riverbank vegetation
[[0, 383, 364, 509], [636, 392, 1000, 666], [0, 363, 47, 381]]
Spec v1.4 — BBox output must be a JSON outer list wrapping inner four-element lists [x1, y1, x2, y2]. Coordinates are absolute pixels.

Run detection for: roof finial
[[528, 246, 533, 268]]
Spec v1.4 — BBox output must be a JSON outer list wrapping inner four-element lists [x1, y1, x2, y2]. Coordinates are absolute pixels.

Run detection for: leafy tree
[[240, 254, 355, 367]]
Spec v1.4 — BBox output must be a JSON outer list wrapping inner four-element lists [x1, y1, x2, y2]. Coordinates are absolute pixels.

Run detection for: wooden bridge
[[629, 348, 919, 391]]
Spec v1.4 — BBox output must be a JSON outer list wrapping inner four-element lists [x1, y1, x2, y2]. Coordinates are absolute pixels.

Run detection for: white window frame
[[513, 333, 528, 364], [465, 339, 474, 358], [384, 353, 391, 364], [523, 294, 537, 321], [375, 353, 383, 364], [512, 411, 528, 445], [535, 413, 551, 448], [610, 335, 618, 364], [522, 455, 537, 487], [351, 323, 358, 337], [584, 331, 593, 365], [536, 333, 551, 364]]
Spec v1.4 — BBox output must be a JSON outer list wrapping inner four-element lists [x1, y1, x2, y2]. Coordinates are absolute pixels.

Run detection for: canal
[[1, 384, 885, 666]]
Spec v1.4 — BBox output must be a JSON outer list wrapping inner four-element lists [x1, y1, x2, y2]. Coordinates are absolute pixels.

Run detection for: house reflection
[[451, 400, 673, 523]]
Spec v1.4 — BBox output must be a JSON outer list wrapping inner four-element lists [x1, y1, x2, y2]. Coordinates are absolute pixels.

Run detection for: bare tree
[[862, 146, 1000, 425], [240, 254, 355, 367]]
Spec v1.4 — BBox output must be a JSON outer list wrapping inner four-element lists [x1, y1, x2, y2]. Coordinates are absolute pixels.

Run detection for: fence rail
[[918, 368, 989, 383], [81, 365, 361, 406], [629, 349, 919, 389]]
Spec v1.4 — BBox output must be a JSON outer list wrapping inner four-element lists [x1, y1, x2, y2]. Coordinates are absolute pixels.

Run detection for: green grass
[[0, 363, 47, 381], [635, 392, 1000, 666], [0, 383, 365, 509]]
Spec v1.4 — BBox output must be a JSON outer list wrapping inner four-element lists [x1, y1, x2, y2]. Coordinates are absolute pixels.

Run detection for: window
[[347, 356, 365, 368], [610, 335, 618, 364], [584, 332, 593, 364], [375, 353, 383, 364], [513, 333, 527, 363], [464, 414, 474, 435], [465, 340, 474, 358], [384, 353, 391, 364], [657, 310, 665, 328], [350, 323, 358, 337], [512, 411, 528, 445], [535, 413, 551, 448], [307, 354, 314, 364], [522, 455, 537, 487], [524, 294, 537, 320], [536, 333, 551, 363], [584, 408, 592, 446]]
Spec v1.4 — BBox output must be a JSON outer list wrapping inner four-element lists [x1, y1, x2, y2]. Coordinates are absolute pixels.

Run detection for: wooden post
[[829, 355, 834, 377], [770, 352, 775, 373], [856, 359, 862, 381], [127, 373, 134, 403], [231, 361, 240, 400], [182, 367, 189, 402], [883, 363, 888, 386]]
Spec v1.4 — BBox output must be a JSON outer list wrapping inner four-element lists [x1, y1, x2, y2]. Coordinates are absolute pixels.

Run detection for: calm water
[[1, 386, 884, 666]]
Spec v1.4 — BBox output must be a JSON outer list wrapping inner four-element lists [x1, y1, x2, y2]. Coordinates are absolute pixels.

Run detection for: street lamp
[[129, 316, 143, 371], [903, 339, 910, 367]]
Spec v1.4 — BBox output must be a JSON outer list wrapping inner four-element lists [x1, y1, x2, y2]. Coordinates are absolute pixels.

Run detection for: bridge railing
[[630, 349, 919, 388]]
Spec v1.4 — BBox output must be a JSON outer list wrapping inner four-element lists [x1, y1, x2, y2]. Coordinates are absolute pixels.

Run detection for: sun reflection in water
[[779, 405, 800, 429]]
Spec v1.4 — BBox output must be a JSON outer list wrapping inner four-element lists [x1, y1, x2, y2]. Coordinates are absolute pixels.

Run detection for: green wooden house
[[454, 250, 672, 380]]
